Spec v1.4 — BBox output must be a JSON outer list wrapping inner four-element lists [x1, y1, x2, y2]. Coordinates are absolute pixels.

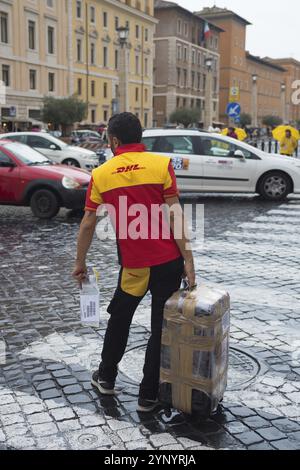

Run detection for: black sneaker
[[137, 398, 160, 413], [91, 371, 116, 396]]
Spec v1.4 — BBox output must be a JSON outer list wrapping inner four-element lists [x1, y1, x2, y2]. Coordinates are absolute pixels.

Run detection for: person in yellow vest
[[280, 130, 298, 157]]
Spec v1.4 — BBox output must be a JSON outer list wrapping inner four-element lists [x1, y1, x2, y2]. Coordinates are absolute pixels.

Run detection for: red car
[[0, 140, 91, 219]]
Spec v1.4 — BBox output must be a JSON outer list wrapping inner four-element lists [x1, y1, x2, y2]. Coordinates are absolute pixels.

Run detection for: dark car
[[0, 140, 91, 219]]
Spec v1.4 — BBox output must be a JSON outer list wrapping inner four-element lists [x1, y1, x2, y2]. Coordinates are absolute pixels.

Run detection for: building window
[[177, 68, 181, 86], [176, 97, 180, 108], [76, 1, 82, 19], [47, 26, 55, 54], [48, 73, 55, 92], [115, 17, 119, 30], [191, 71, 195, 89], [91, 80, 95, 97], [2, 64, 10, 86], [103, 82, 107, 98], [135, 87, 139, 102], [91, 109, 96, 123], [135, 55, 139, 75], [28, 21, 36, 50], [197, 73, 201, 90], [0, 11, 8, 44], [135, 24, 139, 39], [90, 43, 95, 64], [29, 69, 36, 90], [177, 19, 181, 34], [115, 50, 118, 70], [77, 39, 82, 61], [103, 12, 108, 28], [115, 84, 119, 98], [77, 78, 82, 95], [183, 69, 187, 87], [213, 77, 217, 92], [145, 88, 148, 102], [192, 50, 195, 64], [183, 47, 187, 62], [177, 45, 181, 60], [90, 6, 95, 23], [182, 98, 186, 108], [144, 57, 148, 76], [104, 109, 108, 121], [144, 112, 148, 128], [184, 22, 188, 37], [145, 28, 148, 42], [103, 47, 108, 67]]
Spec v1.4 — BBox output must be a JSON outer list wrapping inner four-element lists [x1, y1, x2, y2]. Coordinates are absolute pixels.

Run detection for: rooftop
[[154, 0, 224, 32], [195, 6, 252, 26], [246, 52, 287, 72]]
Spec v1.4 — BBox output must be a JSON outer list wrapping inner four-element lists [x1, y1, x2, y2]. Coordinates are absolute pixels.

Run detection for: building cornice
[[154, 37, 220, 58], [102, 0, 158, 24]]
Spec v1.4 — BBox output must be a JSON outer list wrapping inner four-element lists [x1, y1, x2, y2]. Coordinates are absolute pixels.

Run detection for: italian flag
[[204, 22, 212, 40]]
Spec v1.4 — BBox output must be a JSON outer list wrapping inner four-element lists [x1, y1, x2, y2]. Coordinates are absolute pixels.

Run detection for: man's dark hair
[[108, 112, 143, 144]]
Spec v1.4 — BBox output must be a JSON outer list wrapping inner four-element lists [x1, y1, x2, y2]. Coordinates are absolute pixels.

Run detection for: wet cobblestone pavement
[[0, 194, 300, 450]]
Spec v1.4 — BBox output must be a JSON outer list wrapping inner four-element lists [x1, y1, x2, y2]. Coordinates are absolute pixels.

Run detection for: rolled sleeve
[[85, 177, 103, 212], [163, 161, 179, 199]]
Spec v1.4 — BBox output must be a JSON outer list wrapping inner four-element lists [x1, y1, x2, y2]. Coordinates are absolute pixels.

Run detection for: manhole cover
[[119, 345, 261, 391], [78, 434, 98, 446]]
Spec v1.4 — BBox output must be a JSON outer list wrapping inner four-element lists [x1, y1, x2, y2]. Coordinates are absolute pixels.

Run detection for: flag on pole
[[201, 21, 212, 46]]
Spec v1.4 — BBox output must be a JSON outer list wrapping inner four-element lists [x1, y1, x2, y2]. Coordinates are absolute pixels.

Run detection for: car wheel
[[62, 158, 80, 168], [30, 189, 60, 219], [258, 171, 292, 201]]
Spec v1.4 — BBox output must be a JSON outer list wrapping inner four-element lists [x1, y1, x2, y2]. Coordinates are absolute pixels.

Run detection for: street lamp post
[[204, 56, 213, 130], [281, 83, 287, 124], [116, 26, 129, 114], [252, 74, 258, 127]]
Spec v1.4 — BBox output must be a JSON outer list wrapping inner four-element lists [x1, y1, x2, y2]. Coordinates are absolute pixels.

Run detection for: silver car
[[0, 132, 99, 170]]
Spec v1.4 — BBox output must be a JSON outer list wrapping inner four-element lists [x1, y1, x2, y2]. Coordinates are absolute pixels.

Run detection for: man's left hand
[[72, 261, 88, 284]]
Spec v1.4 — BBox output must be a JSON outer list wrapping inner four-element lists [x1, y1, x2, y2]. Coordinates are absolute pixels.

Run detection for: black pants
[[99, 257, 184, 400]]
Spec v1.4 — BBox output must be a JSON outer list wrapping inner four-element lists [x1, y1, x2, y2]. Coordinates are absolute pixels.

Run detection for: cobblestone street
[[0, 194, 300, 451]]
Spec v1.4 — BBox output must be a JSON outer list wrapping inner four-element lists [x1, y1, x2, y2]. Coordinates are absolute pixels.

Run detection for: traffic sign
[[229, 87, 240, 102], [226, 102, 241, 118]]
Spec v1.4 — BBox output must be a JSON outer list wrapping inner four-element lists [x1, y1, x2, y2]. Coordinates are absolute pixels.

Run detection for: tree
[[262, 115, 283, 128], [169, 108, 201, 128], [239, 113, 252, 127], [42, 95, 88, 136]]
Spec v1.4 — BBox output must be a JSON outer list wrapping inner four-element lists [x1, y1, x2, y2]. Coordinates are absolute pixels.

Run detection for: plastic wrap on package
[[160, 283, 230, 416]]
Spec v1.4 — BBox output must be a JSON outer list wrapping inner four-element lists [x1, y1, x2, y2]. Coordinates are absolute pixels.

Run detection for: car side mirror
[[50, 144, 58, 150], [234, 150, 246, 160]]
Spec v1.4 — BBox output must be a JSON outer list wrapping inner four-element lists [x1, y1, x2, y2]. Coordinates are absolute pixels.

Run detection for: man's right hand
[[184, 258, 196, 290]]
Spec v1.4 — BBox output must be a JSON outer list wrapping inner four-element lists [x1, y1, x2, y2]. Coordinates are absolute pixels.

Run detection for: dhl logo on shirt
[[112, 164, 146, 175]]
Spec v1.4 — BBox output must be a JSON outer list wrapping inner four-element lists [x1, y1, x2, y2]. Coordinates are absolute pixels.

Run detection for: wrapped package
[[160, 283, 230, 416]]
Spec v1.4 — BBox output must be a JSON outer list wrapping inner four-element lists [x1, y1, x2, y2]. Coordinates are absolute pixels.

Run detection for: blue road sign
[[226, 102, 241, 118]]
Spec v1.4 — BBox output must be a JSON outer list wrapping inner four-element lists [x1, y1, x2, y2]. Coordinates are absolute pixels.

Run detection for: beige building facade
[[0, 0, 156, 130], [0, 0, 71, 130], [153, 1, 222, 127], [71, 0, 156, 128]]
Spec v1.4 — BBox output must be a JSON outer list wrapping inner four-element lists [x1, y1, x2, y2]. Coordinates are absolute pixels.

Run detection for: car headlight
[[62, 176, 81, 189], [82, 153, 98, 159]]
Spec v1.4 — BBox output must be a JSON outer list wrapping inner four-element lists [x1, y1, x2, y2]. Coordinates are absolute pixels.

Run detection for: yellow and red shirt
[[85, 143, 181, 268]]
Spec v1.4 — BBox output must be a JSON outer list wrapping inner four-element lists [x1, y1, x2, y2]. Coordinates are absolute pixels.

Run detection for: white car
[[141, 129, 300, 201], [0, 132, 99, 170]]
